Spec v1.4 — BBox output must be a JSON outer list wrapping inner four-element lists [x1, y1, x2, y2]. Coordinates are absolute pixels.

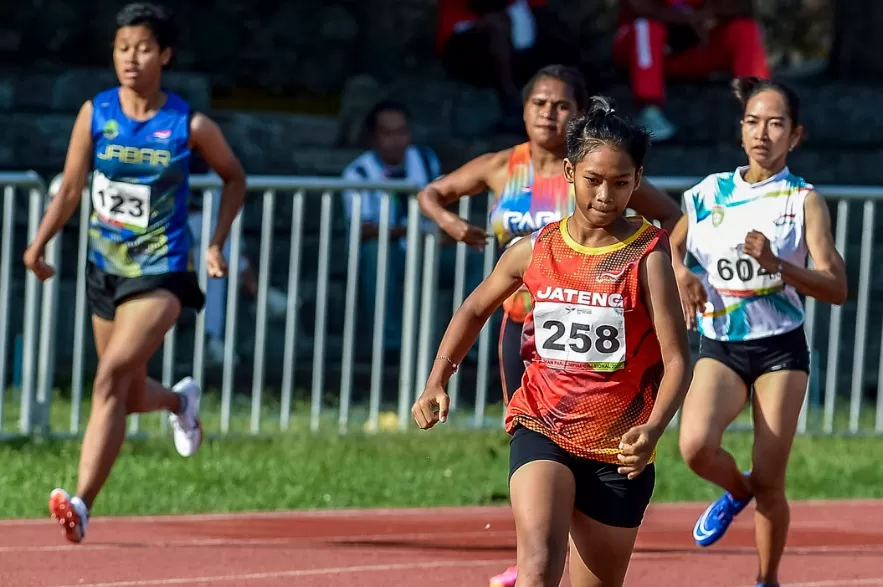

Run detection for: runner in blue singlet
[[23, 2, 247, 544]]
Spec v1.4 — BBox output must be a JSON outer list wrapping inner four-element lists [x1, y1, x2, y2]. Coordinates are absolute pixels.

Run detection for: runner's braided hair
[[565, 96, 651, 168]]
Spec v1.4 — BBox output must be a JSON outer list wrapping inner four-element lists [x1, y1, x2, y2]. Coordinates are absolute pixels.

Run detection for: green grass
[[4, 382, 881, 438], [1, 387, 881, 519], [1, 386, 510, 436], [1, 427, 882, 520]]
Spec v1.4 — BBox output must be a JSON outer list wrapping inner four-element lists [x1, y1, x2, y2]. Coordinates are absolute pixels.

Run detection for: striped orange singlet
[[505, 216, 669, 464], [488, 142, 573, 322]]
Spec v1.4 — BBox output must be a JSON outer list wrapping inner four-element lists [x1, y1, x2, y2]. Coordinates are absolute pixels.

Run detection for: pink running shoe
[[489, 566, 518, 587]]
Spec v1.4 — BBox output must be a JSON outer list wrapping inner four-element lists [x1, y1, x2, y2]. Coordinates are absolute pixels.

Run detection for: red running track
[[1, 500, 881, 586]]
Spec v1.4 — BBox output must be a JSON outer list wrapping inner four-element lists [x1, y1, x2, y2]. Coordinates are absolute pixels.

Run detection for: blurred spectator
[[437, 0, 581, 130], [189, 156, 290, 367], [341, 100, 483, 357], [613, 0, 770, 140]]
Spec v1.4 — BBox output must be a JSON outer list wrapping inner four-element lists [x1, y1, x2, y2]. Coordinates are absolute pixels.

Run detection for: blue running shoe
[[693, 489, 753, 547]]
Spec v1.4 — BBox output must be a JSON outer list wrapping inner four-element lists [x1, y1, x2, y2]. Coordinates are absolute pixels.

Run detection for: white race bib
[[533, 301, 626, 371], [91, 171, 151, 230], [707, 249, 782, 293]]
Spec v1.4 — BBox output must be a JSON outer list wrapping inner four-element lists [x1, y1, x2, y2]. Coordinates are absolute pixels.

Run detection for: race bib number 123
[[91, 171, 151, 230]]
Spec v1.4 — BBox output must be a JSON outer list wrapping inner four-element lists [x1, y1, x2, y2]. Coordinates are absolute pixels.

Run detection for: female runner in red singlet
[[413, 96, 691, 587], [417, 65, 682, 587], [418, 65, 682, 409]]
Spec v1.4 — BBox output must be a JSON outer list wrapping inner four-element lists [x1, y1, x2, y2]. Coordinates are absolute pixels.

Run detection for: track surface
[[1, 500, 881, 586]]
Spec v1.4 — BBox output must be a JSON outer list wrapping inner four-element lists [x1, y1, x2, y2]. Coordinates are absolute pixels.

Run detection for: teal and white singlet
[[684, 166, 812, 342]]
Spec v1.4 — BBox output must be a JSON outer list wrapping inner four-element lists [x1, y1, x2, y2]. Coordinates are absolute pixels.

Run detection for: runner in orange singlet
[[417, 64, 682, 412], [413, 96, 691, 587]]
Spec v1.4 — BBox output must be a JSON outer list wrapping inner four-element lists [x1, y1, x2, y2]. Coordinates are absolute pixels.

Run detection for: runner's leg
[[750, 369, 808, 586], [76, 290, 181, 508]]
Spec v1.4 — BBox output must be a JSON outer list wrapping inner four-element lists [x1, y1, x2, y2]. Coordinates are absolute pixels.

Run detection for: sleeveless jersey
[[505, 217, 667, 464], [488, 142, 573, 321], [89, 88, 194, 278], [684, 166, 811, 342]]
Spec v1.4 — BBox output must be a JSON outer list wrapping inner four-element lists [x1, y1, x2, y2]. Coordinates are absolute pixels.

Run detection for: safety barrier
[[0, 172, 881, 439]]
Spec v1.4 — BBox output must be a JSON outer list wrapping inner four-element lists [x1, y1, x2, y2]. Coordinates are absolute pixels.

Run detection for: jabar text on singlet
[[684, 166, 811, 342], [505, 217, 668, 464], [489, 142, 574, 321], [89, 88, 193, 278]]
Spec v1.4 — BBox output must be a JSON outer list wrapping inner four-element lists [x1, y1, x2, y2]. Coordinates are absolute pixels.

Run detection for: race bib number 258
[[91, 171, 151, 230], [533, 301, 626, 372]]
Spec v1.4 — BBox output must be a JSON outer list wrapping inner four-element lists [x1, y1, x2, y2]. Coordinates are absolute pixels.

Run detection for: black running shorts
[[86, 262, 205, 321], [508, 426, 656, 528], [698, 326, 810, 387]]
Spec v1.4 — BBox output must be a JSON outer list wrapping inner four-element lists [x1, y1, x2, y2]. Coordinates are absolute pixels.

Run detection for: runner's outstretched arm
[[416, 151, 505, 249], [24, 101, 94, 281], [412, 237, 532, 428], [667, 215, 706, 329], [190, 112, 246, 278]]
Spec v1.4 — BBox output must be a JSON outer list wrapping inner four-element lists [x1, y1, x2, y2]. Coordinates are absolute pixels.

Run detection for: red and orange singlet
[[505, 217, 669, 464]]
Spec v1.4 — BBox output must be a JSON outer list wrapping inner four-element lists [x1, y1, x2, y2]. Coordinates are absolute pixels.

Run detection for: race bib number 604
[[708, 252, 782, 293], [91, 171, 151, 230], [533, 301, 626, 372]]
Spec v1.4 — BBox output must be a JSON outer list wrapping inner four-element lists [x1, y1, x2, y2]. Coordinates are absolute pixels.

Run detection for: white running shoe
[[49, 489, 89, 543], [168, 377, 202, 457]]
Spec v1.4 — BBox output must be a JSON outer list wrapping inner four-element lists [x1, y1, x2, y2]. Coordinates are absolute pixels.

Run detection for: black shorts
[[698, 326, 811, 387], [508, 426, 655, 528], [86, 262, 205, 321]]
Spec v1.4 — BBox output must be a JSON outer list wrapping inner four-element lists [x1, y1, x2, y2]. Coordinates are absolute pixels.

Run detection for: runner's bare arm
[[427, 236, 532, 387], [667, 214, 706, 329], [189, 112, 246, 251], [416, 150, 508, 248], [669, 215, 689, 272], [640, 248, 692, 433], [629, 180, 682, 233], [29, 101, 94, 253], [749, 190, 847, 305]]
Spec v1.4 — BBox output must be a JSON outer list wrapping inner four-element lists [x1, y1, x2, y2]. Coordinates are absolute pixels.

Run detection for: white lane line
[[46, 558, 515, 587]]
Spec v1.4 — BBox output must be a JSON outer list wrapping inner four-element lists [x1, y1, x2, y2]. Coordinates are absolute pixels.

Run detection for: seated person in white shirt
[[341, 101, 484, 358]]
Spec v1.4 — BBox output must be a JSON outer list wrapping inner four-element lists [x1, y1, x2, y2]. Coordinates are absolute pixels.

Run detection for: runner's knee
[[516, 530, 568, 587], [679, 428, 721, 471], [93, 354, 137, 404], [749, 464, 787, 506]]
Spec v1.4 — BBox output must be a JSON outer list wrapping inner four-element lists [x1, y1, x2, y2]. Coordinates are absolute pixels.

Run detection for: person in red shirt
[[437, 0, 581, 130], [413, 96, 691, 587], [613, 0, 770, 141]]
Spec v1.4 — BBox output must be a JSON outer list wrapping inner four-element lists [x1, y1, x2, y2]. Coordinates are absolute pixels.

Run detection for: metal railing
[[0, 172, 881, 439]]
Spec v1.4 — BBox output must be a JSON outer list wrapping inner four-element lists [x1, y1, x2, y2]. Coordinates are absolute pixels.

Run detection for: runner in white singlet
[[670, 77, 847, 587]]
